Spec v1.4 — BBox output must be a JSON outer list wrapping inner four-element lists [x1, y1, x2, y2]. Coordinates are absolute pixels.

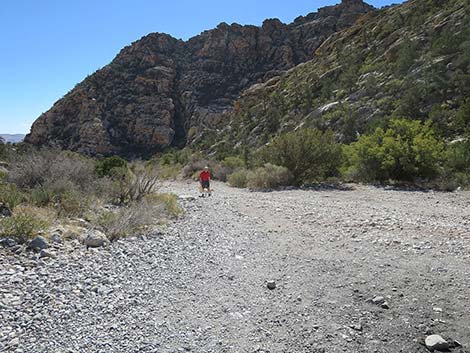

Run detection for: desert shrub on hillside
[[246, 164, 292, 190], [343, 119, 445, 182], [258, 128, 342, 185], [95, 156, 128, 177]]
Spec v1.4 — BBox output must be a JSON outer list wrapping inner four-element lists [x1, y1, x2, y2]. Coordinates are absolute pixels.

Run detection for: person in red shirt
[[199, 166, 211, 197]]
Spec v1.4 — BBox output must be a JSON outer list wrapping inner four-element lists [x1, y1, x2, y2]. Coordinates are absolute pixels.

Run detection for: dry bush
[[246, 164, 292, 190], [110, 163, 160, 205], [146, 193, 183, 218], [94, 192, 182, 241], [182, 157, 209, 178], [8, 149, 95, 190], [228, 169, 249, 188], [182, 155, 228, 181], [97, 198, 158, 240]]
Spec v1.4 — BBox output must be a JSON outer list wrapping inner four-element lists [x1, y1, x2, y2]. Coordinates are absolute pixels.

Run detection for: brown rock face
[[26, 0, 374, 157]]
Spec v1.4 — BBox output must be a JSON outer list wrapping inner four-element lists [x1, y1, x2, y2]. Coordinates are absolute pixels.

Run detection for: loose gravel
[[1, 181, 470, 352]]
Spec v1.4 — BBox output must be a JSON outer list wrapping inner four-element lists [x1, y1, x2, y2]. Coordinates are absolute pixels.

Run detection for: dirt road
[[1, 181, 469, 352]]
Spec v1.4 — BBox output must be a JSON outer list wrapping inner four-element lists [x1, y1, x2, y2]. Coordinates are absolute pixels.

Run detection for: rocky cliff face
[[202, 0, 470, 155], [26, 0, 374, 156]]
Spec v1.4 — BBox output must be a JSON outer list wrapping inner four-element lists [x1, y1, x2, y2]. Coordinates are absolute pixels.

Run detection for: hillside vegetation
[[192, 0, 470, 188]]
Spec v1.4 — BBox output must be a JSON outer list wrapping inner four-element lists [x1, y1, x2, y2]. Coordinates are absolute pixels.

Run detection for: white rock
[[425, 334, 449, 352], [84, 230, 108, 248]]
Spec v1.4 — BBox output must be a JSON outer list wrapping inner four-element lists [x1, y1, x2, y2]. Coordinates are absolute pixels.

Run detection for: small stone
[[39, 249, 54, 258], [51, 233, 62, 243], [1, 238, 18, 247], [8, 337, 19, 346], [267, 280, 276, 290], [350, 323, 362, 331], [27, 236, 49, 251], [10, 245, 23, 255], [433, 307, 443, 313], [371, 296, 385, 305], [425, 334, 449, 352], [381, 301, 390, 309]]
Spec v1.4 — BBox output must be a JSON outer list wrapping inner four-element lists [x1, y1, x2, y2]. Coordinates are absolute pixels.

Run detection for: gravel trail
[[1, 181, 470, 352]]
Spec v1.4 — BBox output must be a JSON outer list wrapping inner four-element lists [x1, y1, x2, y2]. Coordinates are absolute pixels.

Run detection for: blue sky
[[0, 0, 402, 134]]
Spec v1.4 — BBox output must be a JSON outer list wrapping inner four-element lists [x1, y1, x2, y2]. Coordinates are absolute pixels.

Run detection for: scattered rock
[[10, 245, 23, 255], [39, 249, 55, 258], [50, 233, 63, 243], [371, 296, 385, 305], [350, 323, 362, 331], [267, 280, 276, 290], [1, 238, 18, 247], [381, 301, 390, 309], [0, 203, 12, 217], [179, 195, 196, 201], [8, 337, 19, 347], [85, 230, 108, 248], [27, 236, 49, 251], [425, 334, 449, 352]]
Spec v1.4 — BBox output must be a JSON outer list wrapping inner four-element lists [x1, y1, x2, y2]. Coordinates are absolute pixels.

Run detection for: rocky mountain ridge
[[25, 0, 374, 156], [201, 0, 470, 155]]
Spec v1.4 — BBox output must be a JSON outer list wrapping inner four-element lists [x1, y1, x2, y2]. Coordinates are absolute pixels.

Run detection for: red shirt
[[200, 170, 211, 181]]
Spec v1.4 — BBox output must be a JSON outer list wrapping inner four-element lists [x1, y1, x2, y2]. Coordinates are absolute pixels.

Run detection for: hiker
[[199, 165, 211, 197]]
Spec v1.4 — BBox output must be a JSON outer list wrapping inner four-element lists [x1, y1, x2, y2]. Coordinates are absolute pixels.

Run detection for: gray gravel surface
[[1, 181, 470, 352]]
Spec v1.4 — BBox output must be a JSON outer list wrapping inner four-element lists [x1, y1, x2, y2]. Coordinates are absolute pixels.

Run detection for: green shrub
[[95, 192, 180, 241], [0, 213, 49, 243], [0, 183, 25, 209], [343, 119, 445, 182], [158, 164, 182, 180], [95, 156, 128, 177], [147, 193, 183, 218], [445, 140, 470, 173], [246, 164, 292, 190], [228, 169, 249, 188], [221, 156, 245, 171], [258, 128, 342, 185], [29, 187, 55, 207]]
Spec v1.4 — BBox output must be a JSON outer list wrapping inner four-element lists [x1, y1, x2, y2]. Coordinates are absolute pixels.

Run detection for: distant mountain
[[0, 134, 25, 143], [25, 0, 374, 156]]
